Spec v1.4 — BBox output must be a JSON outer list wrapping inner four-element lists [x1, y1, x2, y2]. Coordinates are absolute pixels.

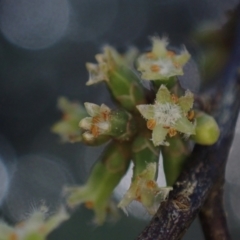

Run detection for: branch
[[199, 173, 231, 240], [137, 6, 240, 240]]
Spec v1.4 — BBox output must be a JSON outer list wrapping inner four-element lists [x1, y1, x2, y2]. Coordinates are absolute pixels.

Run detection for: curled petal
[[79, 117, 92, 130], [84, 102, 101, 116], [86, 63, 107, 86]]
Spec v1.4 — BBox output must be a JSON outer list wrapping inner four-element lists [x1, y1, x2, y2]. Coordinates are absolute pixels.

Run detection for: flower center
[[154, 103, 181, 126]]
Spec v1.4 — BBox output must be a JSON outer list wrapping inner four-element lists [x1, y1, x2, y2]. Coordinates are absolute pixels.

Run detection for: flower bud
[[191, 111, 220, 145]]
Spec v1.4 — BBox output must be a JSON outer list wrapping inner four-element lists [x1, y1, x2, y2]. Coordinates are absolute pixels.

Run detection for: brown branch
[[199, 173, 231, 240]]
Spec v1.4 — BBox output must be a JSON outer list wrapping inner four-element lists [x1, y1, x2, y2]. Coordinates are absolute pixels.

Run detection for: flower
[[86, 46, 138, 86], [0, 206, 68, 240], [80, 102, 111, 140], [137, 37, 190, 80], [136, 85, 195, 146], [51, 97, 87, 143], [80, 102, 136, 142], [118, 163, 172, 215]]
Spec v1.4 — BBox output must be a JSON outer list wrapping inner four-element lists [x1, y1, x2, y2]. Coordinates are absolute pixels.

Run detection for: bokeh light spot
[[0, 0, 69, 49]]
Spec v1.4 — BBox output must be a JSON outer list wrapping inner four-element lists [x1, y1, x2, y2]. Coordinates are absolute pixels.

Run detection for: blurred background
[[0, 0, 239, 239]]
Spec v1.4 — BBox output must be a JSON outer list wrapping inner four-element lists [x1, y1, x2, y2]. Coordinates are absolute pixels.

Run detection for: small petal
[[100, 104, 111, 114], [84, 102, 101, 116], [178, 90, 194, 114], [136, 104, 155, 120], [156, 85, 171, 103], [174, 116, 195, 135], [97, 122, 110, 132], [82, 132, 95, 142], [152, 125, 169, 146], [151, 37, 168, 57], [86, 63, 107, 86], [173, 47, 191, 66], [79, 117, 92, 130]]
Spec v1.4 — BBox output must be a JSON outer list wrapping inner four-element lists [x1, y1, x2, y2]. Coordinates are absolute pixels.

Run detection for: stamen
[[171, 94, 179, 103], [168, 128, 177, 137], [85, 201, 94, 209], [101, 111, 110, 121], [92, 116, 101, 124], [173, 62, 180, 68], [91, 125, 99, 137], [146, 180, 156, 189], [167, 50, 175, 58], [150, 64, 161, 72], [147, 119, 156, 130], [146, 52, 156, 59], [187, 110, 195, 121], [9, 233, 18, 240]]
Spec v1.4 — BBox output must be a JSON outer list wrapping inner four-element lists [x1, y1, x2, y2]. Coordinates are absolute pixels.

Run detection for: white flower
[[137, 37, 190, 80], [136, 85, 195, 146], [79, 102, 111, 138]]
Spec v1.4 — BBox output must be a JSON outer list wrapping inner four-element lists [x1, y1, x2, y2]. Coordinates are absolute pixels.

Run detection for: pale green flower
[[137, 37, 190, 80], [79, 102, 111, 139], [80, 102, 136, 142], [51, 97, 87, 143], [118, 163, 172, 215], [136, 85, 195, 146], [86, 46, 138, 86]]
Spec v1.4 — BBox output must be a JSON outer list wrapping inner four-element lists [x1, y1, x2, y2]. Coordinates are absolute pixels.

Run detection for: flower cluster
[[51, 36, 220, 226]]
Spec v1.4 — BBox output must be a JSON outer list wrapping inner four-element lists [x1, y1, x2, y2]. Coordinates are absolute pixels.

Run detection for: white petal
[[84, 102, 100, 116]]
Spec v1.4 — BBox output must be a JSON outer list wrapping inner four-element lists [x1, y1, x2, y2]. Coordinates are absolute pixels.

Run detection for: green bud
[[65, 141, 131, 225], [162, 136, 191, 186], [107, 66, 146, 111], [191, 111, 220, 145], [51, 97, 88, 143], [132, 134, 160, 180]]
